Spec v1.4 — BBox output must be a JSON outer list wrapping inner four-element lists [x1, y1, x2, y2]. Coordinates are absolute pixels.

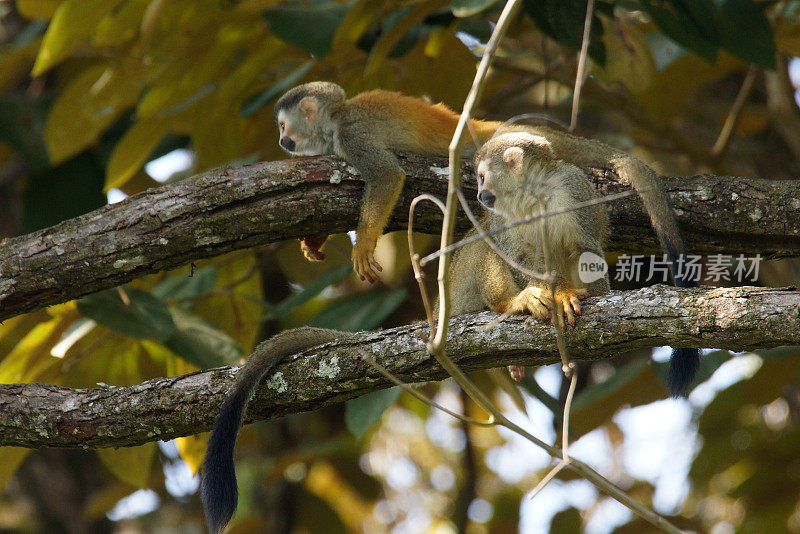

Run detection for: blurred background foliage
[[0, 0, 799, 532]]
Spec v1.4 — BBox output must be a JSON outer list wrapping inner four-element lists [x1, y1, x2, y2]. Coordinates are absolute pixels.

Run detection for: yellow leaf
[[305, 461, 373, 530], [83, 482, 138, 519], [0, 315, 69, 383], [32, 0, 125, 75], [634, 51, 740, 126], [105, 117, 170, 191], [175, 435, 208, 475], [17, 0, 62, 20], [0, 448, 31, 493], [140, 339, 198, 378], [364, 0, 450, 76], [45, 61, 142, 164], [0, 39, 41, 91], [93, 0, 151, 47], [332, 0, 384, 50], [97, 443, 156, 488], [389, 28, 475, 106], [192, 252, 263, 353], [137, 22, 261, 119], [776, 23, 800, 57], [234, 0, 284, 12], [58, 331, 141, 388], [0, 310, 49, 358], [215, 37, 287, 104], [191, 98, 250, 168], [596, 16, 655, 94]]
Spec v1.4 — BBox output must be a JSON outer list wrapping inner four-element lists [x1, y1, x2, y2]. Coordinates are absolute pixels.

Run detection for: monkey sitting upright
[[451, 130, 699, 395], [448, 130, 609, 328], [273, 81, 502, 283]]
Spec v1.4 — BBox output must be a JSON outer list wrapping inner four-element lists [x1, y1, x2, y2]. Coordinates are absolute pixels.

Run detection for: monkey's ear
[[299, 97, 319, 122], [503, 147, 524, 172]]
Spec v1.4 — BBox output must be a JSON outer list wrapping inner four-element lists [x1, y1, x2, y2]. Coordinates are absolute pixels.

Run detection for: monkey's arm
[[338, 125, 406, 283], [201, 327, 354, 533]]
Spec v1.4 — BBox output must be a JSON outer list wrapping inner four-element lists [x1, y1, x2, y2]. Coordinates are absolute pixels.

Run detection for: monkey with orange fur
[[273, 81, 502, 283]]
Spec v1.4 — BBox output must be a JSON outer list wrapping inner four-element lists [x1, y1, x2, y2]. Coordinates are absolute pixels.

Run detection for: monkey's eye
[[477, 172, 485, 185], [279, 121, 285, 130]]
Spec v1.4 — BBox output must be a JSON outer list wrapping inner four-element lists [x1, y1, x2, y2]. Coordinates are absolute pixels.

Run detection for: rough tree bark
[[2, 285, 798, 449], [1, 153, 798, 321]]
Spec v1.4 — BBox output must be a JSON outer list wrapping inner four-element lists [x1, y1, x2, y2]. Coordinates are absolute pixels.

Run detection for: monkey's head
[[274, 81, 346, 156], [474, 132, 556, 217]]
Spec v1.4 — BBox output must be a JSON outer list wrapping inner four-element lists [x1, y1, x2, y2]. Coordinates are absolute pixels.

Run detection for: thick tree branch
[[2, 285, 798, 449], [1, 153, 798, 322]]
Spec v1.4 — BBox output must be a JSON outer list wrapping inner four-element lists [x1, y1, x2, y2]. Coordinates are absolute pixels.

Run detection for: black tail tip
[[666, 347, 701, 397], [201, 394, 245, 534], [201, 457, 238, 534]]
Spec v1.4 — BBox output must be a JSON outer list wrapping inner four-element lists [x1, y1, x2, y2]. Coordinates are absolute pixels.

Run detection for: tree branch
[[2, 285, 797, 449], [1, 153, 797, 322]]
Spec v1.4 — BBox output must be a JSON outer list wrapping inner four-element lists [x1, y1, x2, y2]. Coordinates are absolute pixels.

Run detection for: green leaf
[[0, 448, 31, 493], [638, 0, 720, 63], [239, 59, 315, 118], [310, 289, 407, 332], [523, 0, 606, 65], [270, 263, 353, 317], [717, 0, 776, 69], [97, 443, 155, 488], [77, 288, 176, 340], [153, 267, 218, 301], [0, 94, 49, 170], [752, 346, 800, 360], [574, 358, 651, 411], [163, 307, 242, 368], [23, 152, 106, 232], [653, 348, 732, 393], [345, 387, 401, 439], [450, 0, 499, 17], [261, 1, 348, 57], [519, 374, 562, 414]]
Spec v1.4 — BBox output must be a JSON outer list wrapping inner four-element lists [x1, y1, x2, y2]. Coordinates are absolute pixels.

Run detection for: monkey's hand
[[352, 237, 382, 283], [497, 285, 553, 321], [300, 235, 329, 262], [499, 282, 588, 331]]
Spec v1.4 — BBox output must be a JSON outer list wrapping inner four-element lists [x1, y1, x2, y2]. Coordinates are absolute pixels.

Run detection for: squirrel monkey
[[273, 81, 502, 283], [450, 130, 700, 395], [448, 130, 609, 328], [202, 107, 699, 533]]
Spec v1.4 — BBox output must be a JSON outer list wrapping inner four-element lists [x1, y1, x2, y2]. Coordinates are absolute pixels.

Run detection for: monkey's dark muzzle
[[280, 137, 296, 152], [478, 190, 496, 210]]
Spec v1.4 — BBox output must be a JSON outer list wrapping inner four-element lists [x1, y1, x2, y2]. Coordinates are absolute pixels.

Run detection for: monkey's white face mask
[[276, 98, 334, 156]]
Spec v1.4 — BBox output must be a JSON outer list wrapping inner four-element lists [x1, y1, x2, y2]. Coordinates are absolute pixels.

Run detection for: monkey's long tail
[[613, 156, 700, 397], [201, 327, 352, 533]]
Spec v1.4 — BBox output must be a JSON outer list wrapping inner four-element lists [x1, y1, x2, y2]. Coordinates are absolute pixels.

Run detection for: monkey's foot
[[502, 283, 589, 331], [352, 239, 382, 283], [508, 365, 525, 381], [300, 235, 329, 261], [552, 285, 589, 331]]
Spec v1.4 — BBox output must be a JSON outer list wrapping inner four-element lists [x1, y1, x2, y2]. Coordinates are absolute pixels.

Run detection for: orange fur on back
[[349, 90, 500, 154]]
